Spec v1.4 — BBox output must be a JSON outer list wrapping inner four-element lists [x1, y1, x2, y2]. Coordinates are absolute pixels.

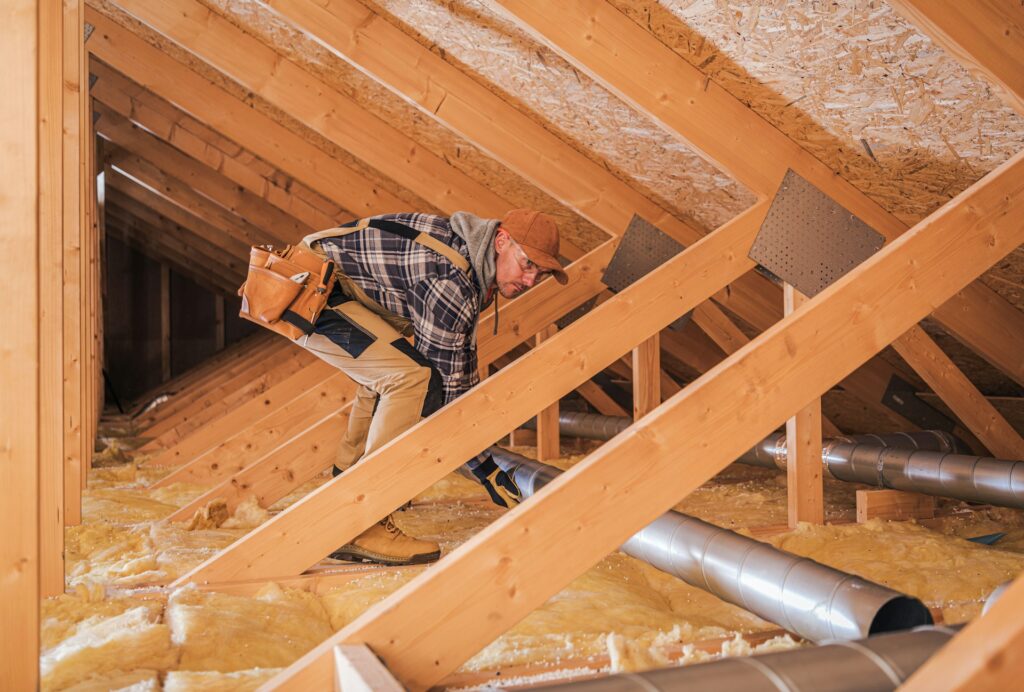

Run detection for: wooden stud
[[887, 0, 1024, 117], [491, 0, 1024, 388], [2, 0, 43, 683], [535, 325, 560, 460], [893, 325, 1024, 460], [334, 645, 403, 692], [64, 0, 87, 528], [901, 573, 1024, 691], [575, 379, 630, 418], [784, 285, 824, 527], [214, 294, 225, 351], [266, 146, 1024, 690], [856, 489, 936, 523], [631, 334, 661, 420], [160, 263, 171, 381], [171, 202, 770, 587]]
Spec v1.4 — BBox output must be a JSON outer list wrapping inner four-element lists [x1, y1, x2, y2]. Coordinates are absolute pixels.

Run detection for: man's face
[[494, 229, 545, 299]]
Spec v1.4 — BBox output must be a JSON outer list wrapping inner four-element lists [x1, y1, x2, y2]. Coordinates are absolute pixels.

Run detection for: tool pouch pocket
[[239, 244, 336, 340]]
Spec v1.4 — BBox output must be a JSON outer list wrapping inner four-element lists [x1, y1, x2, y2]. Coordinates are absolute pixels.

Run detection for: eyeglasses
[[511, 242, 542, 280]]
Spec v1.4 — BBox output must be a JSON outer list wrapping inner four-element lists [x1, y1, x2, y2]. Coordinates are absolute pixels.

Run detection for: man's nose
[[523, 273, 537, 287]]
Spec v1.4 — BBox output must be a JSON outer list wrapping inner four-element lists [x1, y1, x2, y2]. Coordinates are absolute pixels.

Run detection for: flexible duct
[[489, 447, 932, 643], [537, 414, 1024, 509], [535, 625, 958, 692]]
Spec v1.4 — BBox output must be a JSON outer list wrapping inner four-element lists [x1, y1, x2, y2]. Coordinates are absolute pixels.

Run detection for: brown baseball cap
[[499, 209, 568, 284]]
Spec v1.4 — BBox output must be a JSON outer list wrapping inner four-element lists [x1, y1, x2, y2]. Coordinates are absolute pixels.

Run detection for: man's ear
[[494, 228, 511, 253]]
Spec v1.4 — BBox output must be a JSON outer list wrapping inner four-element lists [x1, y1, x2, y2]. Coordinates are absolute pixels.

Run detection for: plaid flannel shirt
[[316, 213, 482, 405]]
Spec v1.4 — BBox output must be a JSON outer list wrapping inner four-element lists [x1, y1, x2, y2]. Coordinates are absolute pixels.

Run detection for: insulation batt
[[43, 444, 1024, 687]]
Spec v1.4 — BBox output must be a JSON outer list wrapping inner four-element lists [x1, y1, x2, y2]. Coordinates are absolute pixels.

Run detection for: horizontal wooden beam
[[269, 143, 1024, 691], [172, 201, 770, 587]]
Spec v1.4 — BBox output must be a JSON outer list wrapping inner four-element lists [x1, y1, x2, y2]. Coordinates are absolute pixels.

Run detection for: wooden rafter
[[252, 0, 940, 434], [888, 0, 1024, 117], [84, 13, 402, 219], [90, 59, 346, 230], [95, 101, 314, 243], [490, 0, 1024, 391], [269, 146, 1024, 692]]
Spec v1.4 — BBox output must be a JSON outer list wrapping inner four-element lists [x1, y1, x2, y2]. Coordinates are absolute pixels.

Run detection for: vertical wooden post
[[784, 284, 824, 526], [161, 263, 172, 381], [2, 0, 43, 684], [632, 333, 661, 420], [535, 325, 560, 460], [39, 0, 67, 598], [63, 0, 85, 527], [214, 293, 225, 351]]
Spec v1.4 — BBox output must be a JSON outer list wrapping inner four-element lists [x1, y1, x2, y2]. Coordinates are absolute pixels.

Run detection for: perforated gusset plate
[[602, 214, 692, 331], [556, 297, 597, 330], [749, 169, 885, 297]]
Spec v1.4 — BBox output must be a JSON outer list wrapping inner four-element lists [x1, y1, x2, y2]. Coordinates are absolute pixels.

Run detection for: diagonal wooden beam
[[901, 573, 1024, 690], [104, 214, 238, 295], [105, 196, 246, 279], [95, 100, 314, 242], [85, 12, 405, 219], [251, 0, 934, 432], [90, 58, 347, 230], [490, 0, 1024, 389], [888, 0, 1024, 117], [101, 0, 519, 219], [105, 204, 243, 286], [171, 201, 771, 587], [268, 143, 1024, 692], [105, 143, 283, 247], [105, 171, 251, 259]]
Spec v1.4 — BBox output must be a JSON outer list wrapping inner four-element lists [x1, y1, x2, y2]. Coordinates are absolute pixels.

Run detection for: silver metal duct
[[740, 432, 1024, 509], [539, 413, 1024, 510], [534, 625, 958, 692], [521, 411, 632, 441], [489, 447, 932, 643]]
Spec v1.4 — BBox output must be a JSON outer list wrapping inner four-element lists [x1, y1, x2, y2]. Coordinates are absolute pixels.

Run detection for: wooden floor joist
[[268, 143, 1024, 691]]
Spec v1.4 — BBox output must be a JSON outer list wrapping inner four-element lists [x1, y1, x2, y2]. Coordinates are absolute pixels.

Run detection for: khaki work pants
[[295, 299, 443, 473]]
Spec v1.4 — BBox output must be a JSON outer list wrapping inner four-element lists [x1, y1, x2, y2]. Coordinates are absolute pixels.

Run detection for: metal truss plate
[[556, 297, 597, 330], [749, 169, 885, 297], [602, 214, 692, 331]]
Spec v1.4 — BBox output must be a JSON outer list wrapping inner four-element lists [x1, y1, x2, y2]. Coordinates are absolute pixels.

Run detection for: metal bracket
[[602, 214, 693, 331], [749, 169, 885, 297], [882, 375, 955, 432]]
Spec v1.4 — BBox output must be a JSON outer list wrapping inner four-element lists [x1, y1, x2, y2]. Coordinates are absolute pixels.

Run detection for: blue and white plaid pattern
[[317, 213, 481, 404]]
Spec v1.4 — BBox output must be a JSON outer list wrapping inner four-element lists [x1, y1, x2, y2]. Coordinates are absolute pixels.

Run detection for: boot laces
[[381, 516, 401, 535]]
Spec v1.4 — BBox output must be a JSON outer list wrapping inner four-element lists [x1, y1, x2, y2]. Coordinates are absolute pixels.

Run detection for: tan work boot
[[329, 514, 441, 566]]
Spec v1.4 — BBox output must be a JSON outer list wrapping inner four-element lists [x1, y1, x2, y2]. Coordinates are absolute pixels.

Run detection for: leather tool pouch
[[238, 244, 336, 340]]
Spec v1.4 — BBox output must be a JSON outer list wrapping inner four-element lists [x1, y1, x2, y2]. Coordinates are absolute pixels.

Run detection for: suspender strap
[[302, 218, 471, 274]]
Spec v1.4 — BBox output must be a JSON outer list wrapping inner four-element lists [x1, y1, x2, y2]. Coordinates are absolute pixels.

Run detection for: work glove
[[469, 455, 522, 508]]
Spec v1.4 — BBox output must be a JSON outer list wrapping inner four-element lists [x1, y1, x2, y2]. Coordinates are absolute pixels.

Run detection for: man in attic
[[292, 209, 567, 565]]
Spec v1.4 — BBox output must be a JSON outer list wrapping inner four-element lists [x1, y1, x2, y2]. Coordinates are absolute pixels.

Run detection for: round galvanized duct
[[534, 626, 958, 692], [541, 414, 1024, 510], [489, 447, 932, 643], [521, 411, 632, 440]]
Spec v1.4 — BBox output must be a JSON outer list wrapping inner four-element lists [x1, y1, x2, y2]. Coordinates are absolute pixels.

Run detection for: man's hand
[[470, 456, 522, 508]]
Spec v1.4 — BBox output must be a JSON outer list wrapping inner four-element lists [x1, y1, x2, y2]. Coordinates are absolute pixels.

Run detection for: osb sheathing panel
[[606, 0, 1024, 310]]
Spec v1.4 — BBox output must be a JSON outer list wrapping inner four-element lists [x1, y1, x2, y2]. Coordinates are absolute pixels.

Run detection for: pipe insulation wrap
[[535, 626, 959, 692], [488, 447, 932, 643], [542, 413, 1024, 509]]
